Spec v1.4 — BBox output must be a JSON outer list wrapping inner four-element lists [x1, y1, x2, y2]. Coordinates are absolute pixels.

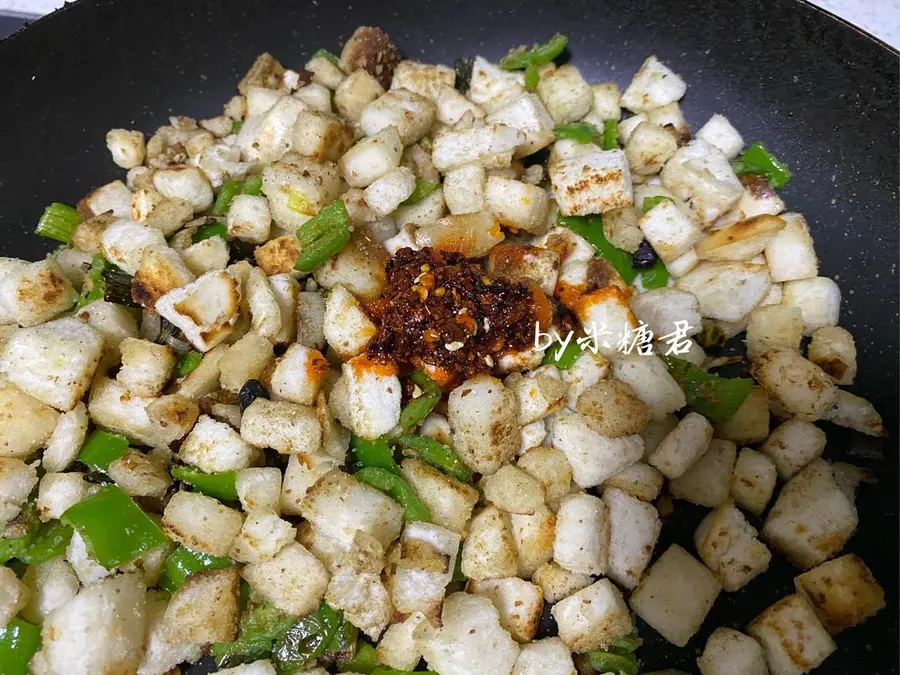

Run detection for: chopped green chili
[[158, 545, 234, 594], [0, 618, 42, 675], [402, 180, 440, 206], [17, 520, 72, 565], [171, 465, 239, 502], [312, 48, 341, 67], [77, 429, 129, 472], [337, 640, 379, 673], [74, 254, 109, 310], [602, 119, 618, 150], [641, 195, 674, 213], [500, 33, 568, 71], [695, 320, 727, 349], [211, 178, 244, 217], [321, 616, 357, 663], [355, 467, 431, 522], [397, 370, 441, 432], [553, 122, 603, 144], [35, 202, 81, 244], [541, 336, 585, 370], [662, 355, 754, 424], [294, 199, 351, 272], [61, 484, 169, 569], [731, 141, 792, 188], [397, 435, 473, 483], [560, 214, 666, 288], [610, 631, 643, 654], [192, 221, 228, 243], [272, 601, 343, 673], [176, 350, 203, 378], [242, 174, 263, 196], [0, 504, 39, 564], [348, 435, 400, 475], [559, 215, 638, 284], [639, 258, 669, 289], [587, 649, 639, 675], [211, 593, 295, 667]]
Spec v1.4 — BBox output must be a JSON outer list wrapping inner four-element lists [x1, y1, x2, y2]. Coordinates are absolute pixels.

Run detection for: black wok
[[0, 0, 896, 672]]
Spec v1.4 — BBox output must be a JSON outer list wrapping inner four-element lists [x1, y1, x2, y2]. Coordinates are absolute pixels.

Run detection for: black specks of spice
[[631, 241, 659, 269], [454, 57, 474, 93], [239, 379, 269, 411]]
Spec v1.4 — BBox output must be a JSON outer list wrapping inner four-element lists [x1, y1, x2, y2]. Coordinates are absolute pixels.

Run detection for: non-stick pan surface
[[0, 0, 896, 672]]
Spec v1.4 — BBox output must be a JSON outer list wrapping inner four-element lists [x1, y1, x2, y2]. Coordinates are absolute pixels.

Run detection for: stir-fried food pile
[[0, 26, 888, 675]]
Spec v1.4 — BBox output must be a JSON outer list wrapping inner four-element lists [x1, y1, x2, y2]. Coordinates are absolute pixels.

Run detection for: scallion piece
[[61, 485, 169, 568], [524, 63, 540, 91], [397, 435, 473, 483], [294, 199, 351, 272], [312, 48, 341, 67], [231, 119, 244, 135], [500, 33, 568, 70], [77, 429, 129, 472], [35, 202, 81, 243], [731, 141, 792, 188], [101, 265, 138, 307], [177, 350, 203, 378], [553, 121, 603, 144], [211, 178, 243, 217], [601, 119, 618, 150], [242, 174, 263, 196], [453, 57, 474, 93], [74, 254, 109, 310], [355, 467, 431, 522], [193, 221, 228, 243], [171, 465, 239, 502], [402, 180, 440, 206]]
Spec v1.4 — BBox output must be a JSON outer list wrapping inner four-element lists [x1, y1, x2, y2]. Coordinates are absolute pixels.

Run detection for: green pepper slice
[[61, 484, 169, 569]]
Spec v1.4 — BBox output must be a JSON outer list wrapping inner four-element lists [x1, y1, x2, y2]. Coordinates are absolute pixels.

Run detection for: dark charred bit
[[367, 247, 539, 384], [339, 26, 402, 89], [239, 379, 269, 412], [295, 68, 315, 88], [741, 173, 778, 199], [631, 240, 659, 269], [454, 57, 474, 93], [228, 238, 257, 264]]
